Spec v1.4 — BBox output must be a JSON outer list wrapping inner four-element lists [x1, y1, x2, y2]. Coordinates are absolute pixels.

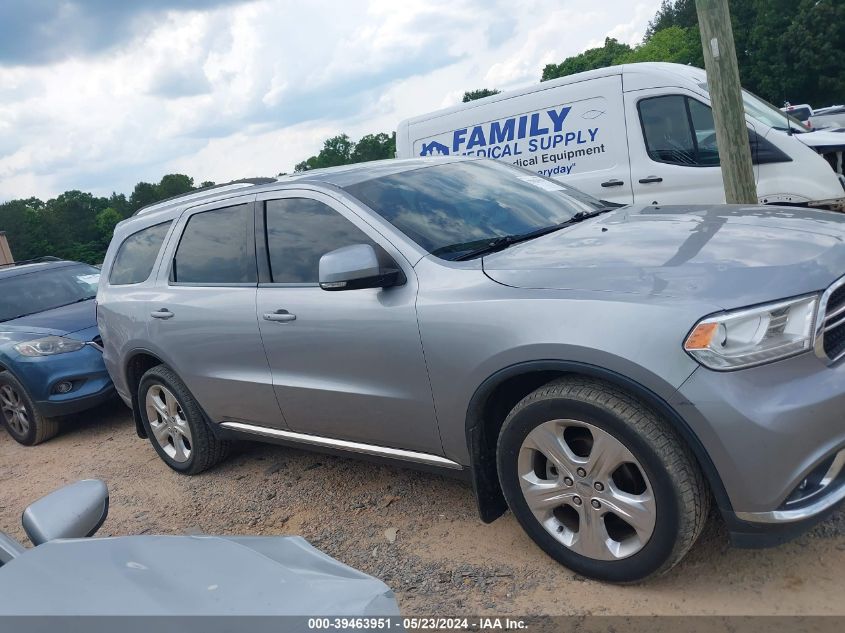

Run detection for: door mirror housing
[[21, 479, 109, 546], [319, 244, 404, 291]]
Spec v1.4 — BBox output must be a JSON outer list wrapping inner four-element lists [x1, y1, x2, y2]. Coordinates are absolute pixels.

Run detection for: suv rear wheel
[[497, 377, 708, 583], [138, 365, 230, 474], [0, 371, 59, 446]]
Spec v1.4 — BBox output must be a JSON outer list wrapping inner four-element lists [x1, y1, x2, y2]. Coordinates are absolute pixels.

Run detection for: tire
[[0, 371, 59, 446], [496, 377, 708, 583], [138, 365, 230, 474]]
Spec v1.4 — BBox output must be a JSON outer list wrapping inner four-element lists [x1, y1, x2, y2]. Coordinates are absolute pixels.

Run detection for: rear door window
[[172, 204, 255, 284], [109, 221, 172, 285]]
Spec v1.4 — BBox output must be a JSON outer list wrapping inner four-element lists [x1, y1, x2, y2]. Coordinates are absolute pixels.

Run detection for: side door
[[148, 195, 287, 429], [625, 91, 759, 205], [254, 189, 442, 455]]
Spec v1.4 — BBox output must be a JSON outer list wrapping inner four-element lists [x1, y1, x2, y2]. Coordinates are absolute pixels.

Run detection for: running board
[[219, 421, 463, 469]]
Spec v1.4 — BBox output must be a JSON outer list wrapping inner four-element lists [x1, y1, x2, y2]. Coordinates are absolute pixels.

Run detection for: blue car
[[0, 258, 114, 445]]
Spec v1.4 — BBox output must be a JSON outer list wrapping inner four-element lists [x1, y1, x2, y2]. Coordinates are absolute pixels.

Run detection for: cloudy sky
[[0, 0, 660, 201]]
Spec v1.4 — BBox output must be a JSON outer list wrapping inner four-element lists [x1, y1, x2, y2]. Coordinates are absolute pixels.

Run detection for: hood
[[0, 299, 97, 337], [796, 128, 845, 150], [482, 204, 845, 309]]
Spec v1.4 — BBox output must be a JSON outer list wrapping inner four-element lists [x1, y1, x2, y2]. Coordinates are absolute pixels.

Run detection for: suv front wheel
[[497, 378, 709, 583], [138, 365, 230, 474]]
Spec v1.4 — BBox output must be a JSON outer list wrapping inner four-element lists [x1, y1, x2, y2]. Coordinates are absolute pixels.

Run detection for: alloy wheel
[[517, 418, 656, 560], [145, 384, 193, 463], [0, 384, 29, 436]]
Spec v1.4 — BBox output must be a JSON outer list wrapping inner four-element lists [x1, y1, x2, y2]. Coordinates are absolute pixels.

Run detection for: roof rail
[[133, 177, 278, 217], [0, 256, 63, 269]]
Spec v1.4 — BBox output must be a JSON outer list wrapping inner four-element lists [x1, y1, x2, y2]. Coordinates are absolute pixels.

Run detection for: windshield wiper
[[446, 207, 617, 261]]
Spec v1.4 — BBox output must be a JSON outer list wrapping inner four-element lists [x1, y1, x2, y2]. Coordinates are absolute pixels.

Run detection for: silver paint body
[[97, 158, 845, 523]]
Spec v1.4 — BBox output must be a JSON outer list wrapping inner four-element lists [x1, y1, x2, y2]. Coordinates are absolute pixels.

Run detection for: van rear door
[[404, 74, 634, 204]]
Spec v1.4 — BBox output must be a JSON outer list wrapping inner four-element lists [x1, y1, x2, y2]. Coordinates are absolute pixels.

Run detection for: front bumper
[[674, 351, 845, 543], [12, 343, 115, 417]]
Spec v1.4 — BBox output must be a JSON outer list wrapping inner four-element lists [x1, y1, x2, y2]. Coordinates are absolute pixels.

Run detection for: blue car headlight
[[14, 336, 86, 357]]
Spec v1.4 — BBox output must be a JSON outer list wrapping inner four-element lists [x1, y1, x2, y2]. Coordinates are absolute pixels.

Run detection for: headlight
[[14, 336, 86, 357], [684, 295, 818, 370]]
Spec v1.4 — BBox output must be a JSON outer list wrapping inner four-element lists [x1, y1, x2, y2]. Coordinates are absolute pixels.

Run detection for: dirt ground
[[2, 399, 843, 616]]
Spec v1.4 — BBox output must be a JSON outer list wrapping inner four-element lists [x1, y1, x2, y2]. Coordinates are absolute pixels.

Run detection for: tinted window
[[265, 198, 377, 284], [639, 96, 698, 165], [172, 204, 254, 284], [343, 161, 589, 259], [109, 222, 171, 285], [687, 99, 720, 166], [1, 264, 101, 322]]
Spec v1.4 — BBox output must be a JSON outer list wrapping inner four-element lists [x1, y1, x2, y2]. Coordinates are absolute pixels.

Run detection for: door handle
[[150, 309, 174, 319], [263, 309, 296, 323], [600, 179, 624, 187], [638, 176, 664, 184]]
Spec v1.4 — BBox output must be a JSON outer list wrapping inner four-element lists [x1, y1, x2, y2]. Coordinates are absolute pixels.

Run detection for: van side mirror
[[22, 479, 109, 546], [319, 244, 404, 291]]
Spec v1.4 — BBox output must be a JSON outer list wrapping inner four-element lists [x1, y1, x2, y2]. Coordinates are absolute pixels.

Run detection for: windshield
[[343, 161, 601, 260], [784, 106, 812, 121], [698, 82, 808, 132], [0, 264, 100, 322]]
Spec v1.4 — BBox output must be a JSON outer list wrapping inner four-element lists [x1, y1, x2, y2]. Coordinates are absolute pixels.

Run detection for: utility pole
[[695, 0, 757, 204]]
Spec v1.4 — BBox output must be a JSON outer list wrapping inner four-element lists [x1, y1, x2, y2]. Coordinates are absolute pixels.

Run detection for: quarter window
[[264, 198, 377, 284], [109, 221, 171, 285], [172, 204, 255, 284]]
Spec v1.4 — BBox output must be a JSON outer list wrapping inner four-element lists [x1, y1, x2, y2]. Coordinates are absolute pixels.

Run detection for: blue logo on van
[[420, 141, 450, 156]]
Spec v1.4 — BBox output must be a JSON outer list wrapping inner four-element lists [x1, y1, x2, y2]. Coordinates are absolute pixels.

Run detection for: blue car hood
[[482, 204, 845, 309], [0, 300, 97, 337]]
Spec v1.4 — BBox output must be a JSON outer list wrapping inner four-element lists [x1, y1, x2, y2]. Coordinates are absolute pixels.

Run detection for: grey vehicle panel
[[674, 353, 845, 512], [254, 189, 441, 453], [147, 194, 286, 428], [482, 204, 845, 309], [0, 535, 398, 616], [97, 157, 845, 553], [412, 254, 710, 464]]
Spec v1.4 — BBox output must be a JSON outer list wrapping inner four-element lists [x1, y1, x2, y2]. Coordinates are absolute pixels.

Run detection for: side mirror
[[22, 479, 109, 546], [319, 244, 404, 291]]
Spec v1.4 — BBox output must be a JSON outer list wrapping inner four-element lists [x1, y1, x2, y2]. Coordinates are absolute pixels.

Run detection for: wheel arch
[[124, 349, 165, 438], [464, 360, 732, 523]]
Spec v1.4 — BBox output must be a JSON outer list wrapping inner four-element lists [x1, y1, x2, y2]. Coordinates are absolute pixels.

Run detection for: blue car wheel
[[0, 371, 59, 446]]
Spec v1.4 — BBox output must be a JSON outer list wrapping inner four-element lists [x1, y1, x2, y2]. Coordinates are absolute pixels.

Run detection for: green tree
[[542, 37, 633, 81], [295, 132, 395, 171], [645, 0, 697, 39], [616, 25, 703, 66], [156, 174, 194, 199], [350, 132, 396, 163], [462, 88, 500, 102], [128, 181, 159, 212], [295, 134, 355, 171], [95, 207, 122, 240]]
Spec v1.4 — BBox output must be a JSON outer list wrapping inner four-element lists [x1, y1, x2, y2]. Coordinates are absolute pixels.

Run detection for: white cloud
[[0, 0, 661, 201]]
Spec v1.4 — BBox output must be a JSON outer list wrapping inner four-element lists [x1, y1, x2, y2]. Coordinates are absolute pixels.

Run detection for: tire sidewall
[[498, 396, 681, 583], [0, 372, 39, 445], [138, 369, 201, 473]]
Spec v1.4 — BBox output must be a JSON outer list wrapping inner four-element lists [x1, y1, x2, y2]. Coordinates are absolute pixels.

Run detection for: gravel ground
[[1, 399, 843, 616]]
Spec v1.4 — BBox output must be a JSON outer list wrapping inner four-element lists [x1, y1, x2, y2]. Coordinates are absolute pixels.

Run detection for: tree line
[[540, 0, 843, 108], [2, 0, 842, 264]]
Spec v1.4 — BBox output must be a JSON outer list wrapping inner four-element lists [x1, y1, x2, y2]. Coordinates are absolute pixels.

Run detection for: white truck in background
[[396, 62, 845, 211]]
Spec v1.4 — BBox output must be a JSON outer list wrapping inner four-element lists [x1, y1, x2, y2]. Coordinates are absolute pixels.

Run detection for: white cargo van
[[396, 62, 845, 210]]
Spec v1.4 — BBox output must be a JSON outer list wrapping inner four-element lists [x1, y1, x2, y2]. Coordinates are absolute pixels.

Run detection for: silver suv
[[97, 158, 845, 582]]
